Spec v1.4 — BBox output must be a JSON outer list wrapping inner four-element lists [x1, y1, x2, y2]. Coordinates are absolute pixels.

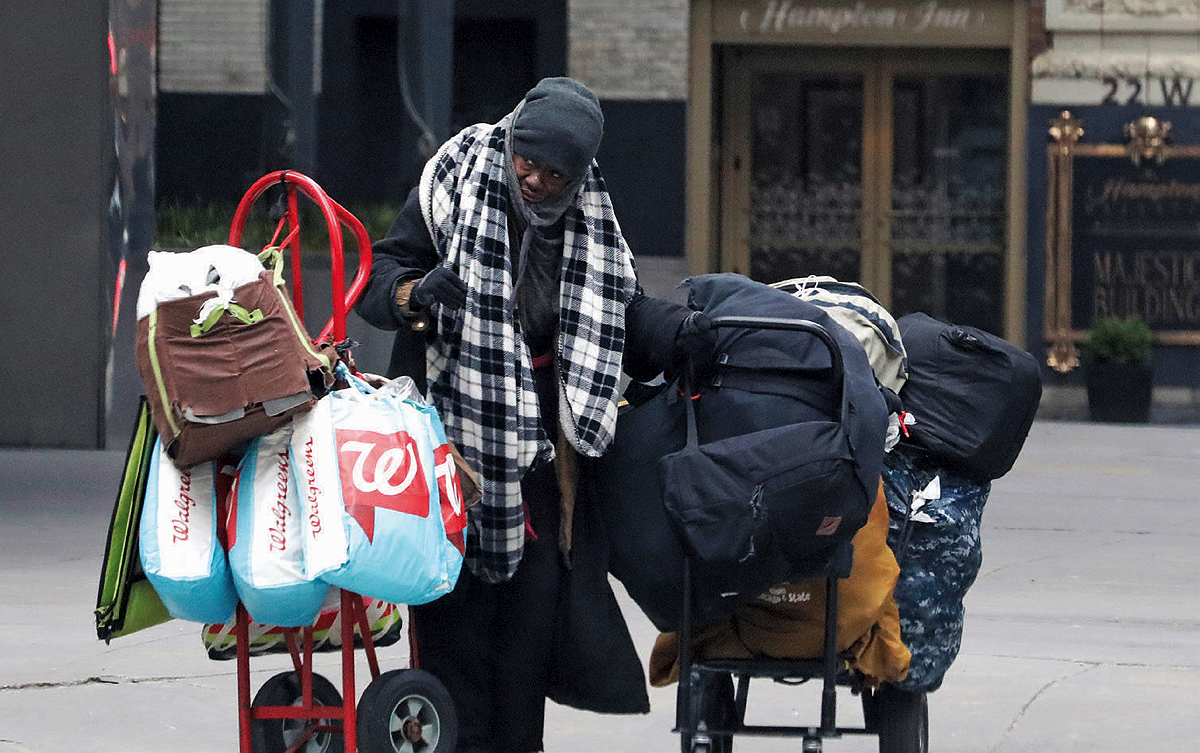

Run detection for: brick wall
[[159, 0, 270, 93], [568, 0, 688, 100]]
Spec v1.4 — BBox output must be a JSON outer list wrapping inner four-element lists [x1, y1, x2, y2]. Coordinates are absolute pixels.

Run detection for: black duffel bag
[[592, 274, 889, 631], [896, 312, 1042, 481]]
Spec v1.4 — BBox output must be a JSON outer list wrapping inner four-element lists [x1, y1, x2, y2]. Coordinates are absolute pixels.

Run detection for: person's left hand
[[672, 311, 717, 364], [411, 267, 468, 311]]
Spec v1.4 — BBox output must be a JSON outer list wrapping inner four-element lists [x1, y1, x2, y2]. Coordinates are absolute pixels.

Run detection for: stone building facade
[[568, 0, 690, 99]]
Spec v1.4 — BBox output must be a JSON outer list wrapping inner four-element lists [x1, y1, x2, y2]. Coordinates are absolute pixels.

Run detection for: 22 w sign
[[1102, 76, 1195, 107], [335, 428, 430, 541]]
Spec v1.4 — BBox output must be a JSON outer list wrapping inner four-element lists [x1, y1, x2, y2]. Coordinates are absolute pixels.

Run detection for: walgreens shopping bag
[[409, 389, 477, 556], [139, 439, 238, 624], [291, 368, 464, 605], [424, 406, 469, 557], [226, 423, 329, 627]]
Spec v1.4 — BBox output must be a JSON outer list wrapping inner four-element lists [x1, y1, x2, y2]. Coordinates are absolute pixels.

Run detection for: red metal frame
[[235, 591, 382, 753], [227, 171, 376, 753], [228, 170, 373, 344]]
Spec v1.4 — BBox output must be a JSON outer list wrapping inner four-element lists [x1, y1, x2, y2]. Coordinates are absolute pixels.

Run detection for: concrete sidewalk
[[3, 419, 1200, 751], [8, 251, 1200, 753]]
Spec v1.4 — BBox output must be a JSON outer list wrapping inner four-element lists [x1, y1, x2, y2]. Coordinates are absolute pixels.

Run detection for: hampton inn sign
[[719, 0, 1012, 44]]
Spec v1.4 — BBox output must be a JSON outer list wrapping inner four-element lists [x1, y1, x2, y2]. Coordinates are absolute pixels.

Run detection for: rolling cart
[[226, 170, 457, 753], [671, 316, 928, 753]]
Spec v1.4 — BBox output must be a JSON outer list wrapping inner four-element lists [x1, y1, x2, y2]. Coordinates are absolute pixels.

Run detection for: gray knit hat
[[511, 77, 604, 179]]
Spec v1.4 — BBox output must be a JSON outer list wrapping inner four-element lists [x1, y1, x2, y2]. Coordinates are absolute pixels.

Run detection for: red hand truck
[[226, 171, 457, 753]]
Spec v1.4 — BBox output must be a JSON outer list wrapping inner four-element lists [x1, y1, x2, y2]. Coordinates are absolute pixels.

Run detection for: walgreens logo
[[335, 428, 430, 541]]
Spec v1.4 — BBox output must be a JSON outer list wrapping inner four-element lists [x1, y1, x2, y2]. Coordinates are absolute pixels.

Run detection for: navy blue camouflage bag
[[882, 443, 989, 692]]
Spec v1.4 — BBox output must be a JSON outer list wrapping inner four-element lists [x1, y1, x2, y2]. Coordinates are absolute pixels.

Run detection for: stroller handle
[[707, 316, 845, 394]]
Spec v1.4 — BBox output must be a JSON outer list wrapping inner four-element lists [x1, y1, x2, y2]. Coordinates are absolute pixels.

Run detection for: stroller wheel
[[864, 684, 928, 753], [688, 672, 735, 753]]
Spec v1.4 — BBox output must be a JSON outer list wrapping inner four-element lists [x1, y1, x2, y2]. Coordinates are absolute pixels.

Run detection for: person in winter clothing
[[354, 76, 714, 753]]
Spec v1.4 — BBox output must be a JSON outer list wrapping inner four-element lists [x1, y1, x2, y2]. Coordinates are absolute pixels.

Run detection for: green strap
[[189, 303, 264, 337], [258, 246, 286, 287], [146, 311, 180, 437], [257, 245, 331, 370], [270, 280, 332, 370]]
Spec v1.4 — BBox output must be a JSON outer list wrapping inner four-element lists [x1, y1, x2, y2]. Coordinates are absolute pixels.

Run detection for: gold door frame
[[719, 48, 1011, 314], [1044, 111, 1200, 373], [720, 50, 885, 295]]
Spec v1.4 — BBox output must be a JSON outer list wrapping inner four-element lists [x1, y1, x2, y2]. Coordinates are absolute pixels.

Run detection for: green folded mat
[[95, 397, 173, 641]]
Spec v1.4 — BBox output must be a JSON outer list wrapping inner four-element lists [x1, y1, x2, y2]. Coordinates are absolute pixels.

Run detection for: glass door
[[886, 62, 1008, 333], [721, 48, 1010, 334], [746, 70, 868, 283]]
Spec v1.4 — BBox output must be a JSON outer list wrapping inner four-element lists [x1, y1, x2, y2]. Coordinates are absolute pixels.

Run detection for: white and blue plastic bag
[[226, 423, 329, 627], [291, 368, 463, 605], [139, 440, 238, 623]]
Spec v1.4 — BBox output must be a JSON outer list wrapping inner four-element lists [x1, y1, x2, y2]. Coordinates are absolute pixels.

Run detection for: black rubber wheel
[[688, 673, 735, 753], [354, 668, 406, 732], [356, 668, 458, 753], [250, 671, 345, 753], [865, 685, 928, 753]]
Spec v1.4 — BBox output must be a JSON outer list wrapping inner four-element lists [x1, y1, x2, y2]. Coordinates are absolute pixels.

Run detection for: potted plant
[[1082, 315, 1154, 423]]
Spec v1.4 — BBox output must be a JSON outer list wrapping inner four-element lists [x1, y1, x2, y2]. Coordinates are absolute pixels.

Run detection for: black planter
[[1085, 361, 1153, 423]]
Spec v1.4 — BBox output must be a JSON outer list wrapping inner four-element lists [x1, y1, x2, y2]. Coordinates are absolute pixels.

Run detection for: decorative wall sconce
[[1124, 116, 1171, 166], [1049, 110, 1084, 155]]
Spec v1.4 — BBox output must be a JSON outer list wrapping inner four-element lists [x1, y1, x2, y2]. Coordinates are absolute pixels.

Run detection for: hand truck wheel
[[356, 668, 458, 753], [250, 670, 345, 753]]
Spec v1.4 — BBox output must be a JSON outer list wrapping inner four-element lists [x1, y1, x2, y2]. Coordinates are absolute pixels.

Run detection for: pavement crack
[[975, 533, 1135, 580], [989, 663, 1098, 752], [0, 676, 121, 691], [0, 672, 231, 692]]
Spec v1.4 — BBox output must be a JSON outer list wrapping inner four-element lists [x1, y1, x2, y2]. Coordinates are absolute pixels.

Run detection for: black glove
[[672, 311, 717, 364], [411, 267, 467, 311]]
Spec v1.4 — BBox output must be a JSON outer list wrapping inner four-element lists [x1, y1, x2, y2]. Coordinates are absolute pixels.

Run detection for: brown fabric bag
[[136, 269, 336, 469], [649, 481, 910, 688]]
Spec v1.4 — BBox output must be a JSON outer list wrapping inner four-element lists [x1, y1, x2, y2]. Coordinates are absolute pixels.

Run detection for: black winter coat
[[353, 186, 687, 715]]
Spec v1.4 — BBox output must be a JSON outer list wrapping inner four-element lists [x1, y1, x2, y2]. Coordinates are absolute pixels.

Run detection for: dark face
[[512, 153, 566, 204]]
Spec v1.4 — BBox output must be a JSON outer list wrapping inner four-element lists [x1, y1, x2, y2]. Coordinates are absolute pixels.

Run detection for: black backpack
[[592, 274, 889, 631], [896, 312, 1042, 481]]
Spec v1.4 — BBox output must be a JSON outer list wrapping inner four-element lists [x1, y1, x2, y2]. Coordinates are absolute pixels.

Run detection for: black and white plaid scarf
[[418, 119, 637, 583]]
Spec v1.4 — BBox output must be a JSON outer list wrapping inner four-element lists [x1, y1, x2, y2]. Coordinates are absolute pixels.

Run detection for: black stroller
[[614, 274, 1036, 753], [666, 313, 927, 753], [674, 542, 928, 753]]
